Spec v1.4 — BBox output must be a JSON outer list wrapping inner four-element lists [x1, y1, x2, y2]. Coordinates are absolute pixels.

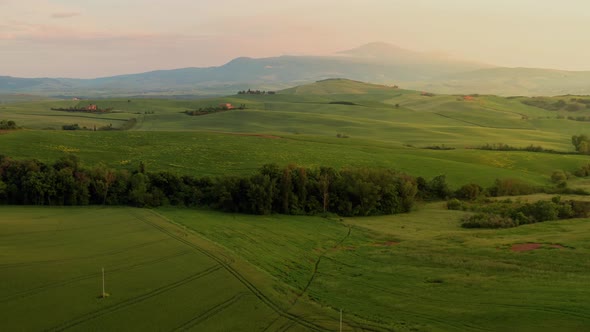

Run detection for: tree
[[456, 183, 483, 201], [572, 134, 590, 154]]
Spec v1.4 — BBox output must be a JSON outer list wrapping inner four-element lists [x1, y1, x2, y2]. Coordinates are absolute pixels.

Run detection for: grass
[[3, 204, 589, 331], [1, 129, 588, 187], [0, 207, 340, 331], [3, 78, 590, 331], [2, 79, 589, 189], [160, 204, 590, 331]]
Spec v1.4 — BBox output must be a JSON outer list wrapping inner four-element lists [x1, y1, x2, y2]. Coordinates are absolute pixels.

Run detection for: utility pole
[[102, 267, 106, 298]]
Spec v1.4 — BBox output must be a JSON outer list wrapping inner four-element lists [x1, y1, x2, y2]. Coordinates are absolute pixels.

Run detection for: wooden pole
[[102, 267, 105, 297]]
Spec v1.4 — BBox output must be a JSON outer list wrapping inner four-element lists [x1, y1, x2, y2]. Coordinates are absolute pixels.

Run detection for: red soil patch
[[511, 243, 542, 252], [549, 244, 565, 249]]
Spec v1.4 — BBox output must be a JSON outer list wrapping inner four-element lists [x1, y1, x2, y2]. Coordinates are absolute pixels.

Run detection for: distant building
[[219, 103, 234, 110], [463, 96, 474, 101], [86, 104, 98, 111], [72, 97, 80, 101]]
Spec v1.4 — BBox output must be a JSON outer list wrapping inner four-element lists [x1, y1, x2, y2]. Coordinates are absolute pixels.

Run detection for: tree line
[[0, 156, 433, 216]]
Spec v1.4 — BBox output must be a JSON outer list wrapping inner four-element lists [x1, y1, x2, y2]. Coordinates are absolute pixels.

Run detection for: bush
[[487, 178, 538, 196], [461, 213, 517, 229], [446, 198, 463, 210], [0, 120, 17, 130], [455, 183, 483, 200], [62, 124, 80, 130]]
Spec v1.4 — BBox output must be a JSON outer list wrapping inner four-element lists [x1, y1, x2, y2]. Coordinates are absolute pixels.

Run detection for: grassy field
[[1, 205, 589, 331], [1, 80, 588, 189], [1, 129, 588, 187], [0, 207, 341, 331], [2, 80, 590, 331], [2, 81, 590, 188]]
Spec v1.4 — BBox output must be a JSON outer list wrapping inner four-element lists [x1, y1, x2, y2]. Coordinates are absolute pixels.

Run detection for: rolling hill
[[4, 42, 590, 97]]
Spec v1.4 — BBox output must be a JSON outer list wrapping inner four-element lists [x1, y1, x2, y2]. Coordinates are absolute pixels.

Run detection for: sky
[[1, 0, 590, 78]]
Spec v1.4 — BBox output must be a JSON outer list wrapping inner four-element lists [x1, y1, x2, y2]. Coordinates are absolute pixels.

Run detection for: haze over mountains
[[3, 42, 590, 97]]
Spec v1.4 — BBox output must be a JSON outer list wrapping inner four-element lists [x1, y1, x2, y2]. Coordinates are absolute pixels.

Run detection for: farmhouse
[[86, 104, 98, 111], [219, 103, 234, 110]]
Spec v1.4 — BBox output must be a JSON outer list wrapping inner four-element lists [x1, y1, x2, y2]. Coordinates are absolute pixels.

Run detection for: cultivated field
[[2, 79, 590, 331], [1, 205, 589, 331], [2, 80, 590, 187]]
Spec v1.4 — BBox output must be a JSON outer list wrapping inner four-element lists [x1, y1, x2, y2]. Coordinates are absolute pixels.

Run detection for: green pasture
[[161, 204, 590, 331], [0, 207, 338, 331], [2, 204, 589, 331], [2, 79, 590, 188], [1, 130, 588, 187]]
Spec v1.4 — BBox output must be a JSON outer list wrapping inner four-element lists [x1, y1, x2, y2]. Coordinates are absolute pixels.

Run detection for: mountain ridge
[[2, 42, 590, 97]]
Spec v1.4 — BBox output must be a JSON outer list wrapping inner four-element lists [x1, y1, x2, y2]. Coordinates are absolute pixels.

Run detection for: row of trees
[[0, 156, 431, 216], [237, 90, 275, 95], [458, 197, 590, 229]]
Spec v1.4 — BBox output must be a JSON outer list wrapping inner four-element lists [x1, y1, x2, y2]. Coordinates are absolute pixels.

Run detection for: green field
[[3, 79, 590, 331], [1, 205, 589, 331], [2, 79, 590, 187]]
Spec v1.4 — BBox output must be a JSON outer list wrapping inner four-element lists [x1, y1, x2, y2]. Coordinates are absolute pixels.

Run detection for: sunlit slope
[[1, 130, 588, 187], [2, 79, 589, 187]]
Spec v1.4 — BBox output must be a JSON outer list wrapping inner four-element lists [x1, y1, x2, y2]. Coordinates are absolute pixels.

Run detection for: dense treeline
[[453, 196, 590, 229], [476, 143, 559, 154], [0, 156, 425, 216]]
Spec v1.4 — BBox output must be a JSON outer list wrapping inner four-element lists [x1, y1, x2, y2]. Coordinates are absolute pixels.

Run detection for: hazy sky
[[2, 0, 590, 78]]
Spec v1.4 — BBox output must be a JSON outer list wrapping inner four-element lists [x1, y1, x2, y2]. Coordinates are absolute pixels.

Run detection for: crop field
[[1, 80, 590, 187], [1, 205, 589, 331], [2, 79, 590, 331], [0, 207, 342, 331]]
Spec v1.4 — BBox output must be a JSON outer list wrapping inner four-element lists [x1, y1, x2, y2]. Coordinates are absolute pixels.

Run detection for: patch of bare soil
[[511, 243, 542, 252], [549, 244, 565, 249]]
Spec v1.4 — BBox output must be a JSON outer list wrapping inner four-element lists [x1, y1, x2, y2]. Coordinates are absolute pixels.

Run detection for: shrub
[[487, 178, 538, 196], [455, 183, 483, 200], [446, 198, 463, 210], [461, 213, 517, 229]]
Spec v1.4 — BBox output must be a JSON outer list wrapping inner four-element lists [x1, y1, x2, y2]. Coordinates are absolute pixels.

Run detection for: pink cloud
[[51, 12, 81, 19]]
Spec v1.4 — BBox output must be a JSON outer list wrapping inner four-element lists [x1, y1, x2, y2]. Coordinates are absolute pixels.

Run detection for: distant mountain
[[2, 43, 590, 97]]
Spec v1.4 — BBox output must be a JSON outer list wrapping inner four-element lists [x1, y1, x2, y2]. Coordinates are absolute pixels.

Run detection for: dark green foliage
[[0, 157, 418, 216], [455, 183, 483, 200], [446, 198, 463, 210], [62, 124, 80, 130], [573, 163, 590, 177], [459, 196, 590, 229], [487, 178, 538, 196], [572, 134, 590, 154], [422, 144, 455, 150], [521, 98, 566, 111], [550, 170, 568, 187], [329, 101, 357, 105], [0, 120, 17, 130], [461, 213, 517, 229], [422, 175, 451, 200], [477, 143, 557, 154]]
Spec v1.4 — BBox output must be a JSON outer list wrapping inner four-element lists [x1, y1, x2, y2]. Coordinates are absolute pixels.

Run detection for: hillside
[[5, 42, 590, 97], [2, 79, 590, 188]]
